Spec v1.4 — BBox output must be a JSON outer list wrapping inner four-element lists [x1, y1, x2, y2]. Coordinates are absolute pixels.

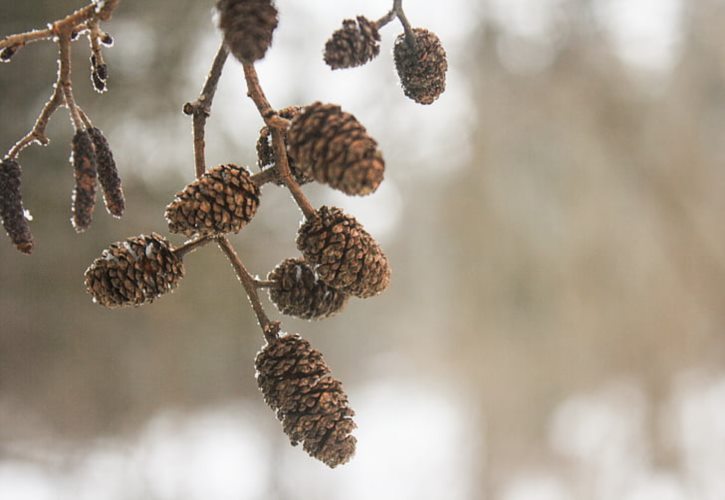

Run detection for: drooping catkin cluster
[[256, 334, 356, 467], [0, 158, 33, 254], [0, 1, 124, 252], [323, 7, 448, 105]]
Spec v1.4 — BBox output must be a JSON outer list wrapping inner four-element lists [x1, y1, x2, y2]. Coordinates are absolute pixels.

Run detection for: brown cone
[[394, 28, 448, 105], [255, 333, 356, 468], [71, 129, 98, 233], [268, 258, 349, 320], [88, 127, 125, 218], [287, 102, 384, 196], [324, 16, 381, 70], [0, 158, 33, 254], [165, 164, 260, 237], [217, 0, 278, 63], [256, 106, 313, 185], [84, 233, 185, 308], [296, 206, 390, 298]]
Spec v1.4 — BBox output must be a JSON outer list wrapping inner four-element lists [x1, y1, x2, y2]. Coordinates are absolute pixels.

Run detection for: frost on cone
[[255, 334, 356, 468], [88, 127, 125, 218], [0, 158, 33, 254], [324, 16, 380, 70], [394, 28, 448, 105], [165, 164, 260, 237], [217, 0, 279, 63], [84, 233, 185, 308], [256, 106, 313, 185], [71, 129, 98, 232], [287, 102, 384, 196], [268, 258, 349, 320], [296, 206, 390, 298]]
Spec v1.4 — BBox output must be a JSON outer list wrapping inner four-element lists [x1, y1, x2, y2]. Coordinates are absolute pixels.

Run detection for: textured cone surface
[[71, 130, 98, 232], [324, 16, 380, 70], [268, 258, 349, 320], [0, 158, 33, 254], [89, 127, 125, 217], [256, 334, 356, 467], [296, 206, 390, 298], [287, 102, 384, 196], [256, 106, 313, 185], [217, 0, 278, 63], [394, 28, 448, 105], [84, 233, 184, 308], [165, 164, 260, 237]]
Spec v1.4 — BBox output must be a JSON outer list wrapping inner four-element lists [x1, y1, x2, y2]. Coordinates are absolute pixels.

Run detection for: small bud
[[0, 46, 17, 62], [88, 127, 125, 217], [96, 63, 108, 81], [100, 33, 114, 46], [0, 158, 34, 254], [91, 70, 106, 92], [70, 30, 80, 41], [70, 130, 98, 232]]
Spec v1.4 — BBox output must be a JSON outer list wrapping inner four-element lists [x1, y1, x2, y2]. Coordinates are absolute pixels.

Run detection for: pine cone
[[296, 206, 390, 298], [268, 258, 349, 320], [256, 106, 313, 185], [165, 164, 260, 237], [217, 0, 279, 63], [0, 158, 33, 254], [255, 334, 356, 468], [324, 16, 381, 70], [84, 233, 184, 308], [287, 102, 384, 196], [88, 127, 125, 218], [71, 129, 98, 233], [394, 28, 448, 105]]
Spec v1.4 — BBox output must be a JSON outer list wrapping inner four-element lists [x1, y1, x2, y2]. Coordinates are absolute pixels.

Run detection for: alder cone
[[255, 334, 356, 468], [84, 233, 184, 308], [165, 164, 260, 237], [268, 258, 349, 320], [324, 16, 380, 70], [88, 127, 125, 217], [70, 129, 98, 232], [287, 102, 384, 196], [256, 106, 313, 185], [394, 28, 448, 105], [296, 206, 390, 298], [0, 158, 33, 254], [217, 0, 278, 63]]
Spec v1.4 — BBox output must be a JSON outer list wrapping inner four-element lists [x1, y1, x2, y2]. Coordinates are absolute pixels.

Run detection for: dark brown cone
[[256, 106, 313, 186], [394, 28, 448, 105], [268, 258, 349, 320], [324, 16, 381, 70], [71, 129, 98, 232], [286, 102, 384, 196], [0, 158, 33, 254], [165, 164, 260, 237], [217, 0, 279, 63], [296, 206, 390, 298], [84, 233, 185, 308], [88, 127, 125, 218], [255, 334, 356, 468]]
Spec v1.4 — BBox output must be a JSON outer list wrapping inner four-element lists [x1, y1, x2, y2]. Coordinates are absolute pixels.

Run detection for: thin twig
[[242, 62, 316, 219], [183, 43, 229, 178], [173, 235, 214, 258], [217, 236, 280, 342], [251, 167, 280, 187], [375, 8, 397, 29], [58, 34, 84, 131], [393, 0, 417, 49], [255, 279, 277, 289], [7, 84, 64, 159]]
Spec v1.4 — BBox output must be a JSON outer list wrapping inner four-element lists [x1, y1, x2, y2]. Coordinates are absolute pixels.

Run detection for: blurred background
[[2, 0, 725, 498]]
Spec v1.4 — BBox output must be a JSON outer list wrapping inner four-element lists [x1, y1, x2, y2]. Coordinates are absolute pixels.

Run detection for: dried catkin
[[0, 158, 33, 254], [165, 164, 260, 237], [394, 28, 448, 105], [324, 16, 380, 70], [70, 129, 98, 232], [296, 206, 390, 298], [217, 0, 279, 63], [84, 233, 185, 308], [88, 127, 125, 217], [255, 334, 356, 468], [268, 258, 349, 320], [286, 102, 384, 196], [256, 106, 313, 185]]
